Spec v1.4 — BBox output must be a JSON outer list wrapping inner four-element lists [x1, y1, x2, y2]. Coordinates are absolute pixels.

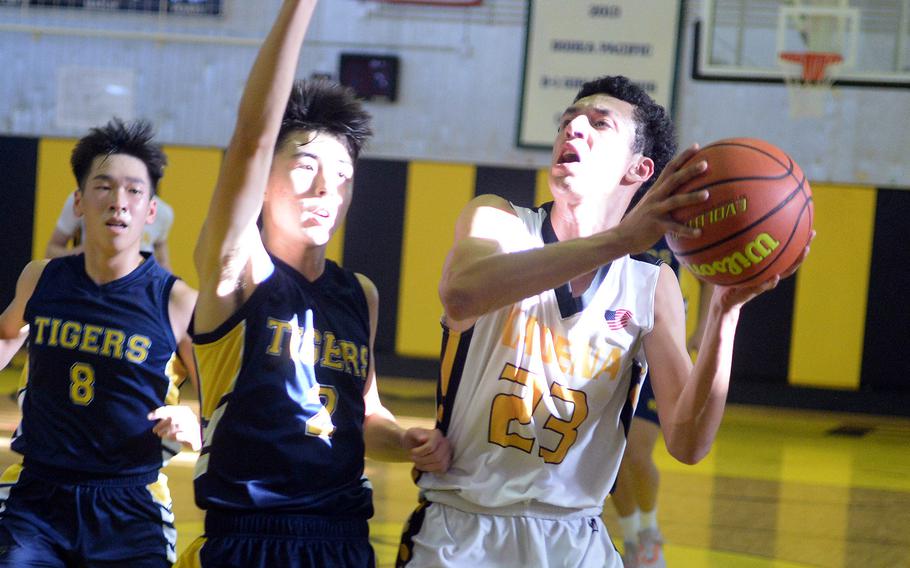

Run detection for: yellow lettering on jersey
[[360, 346, 369, 379], [320, 332, 344, 370], [539, 382, 589, 464], [79, 324, 103, 354], [339, 341, 360, 377], [59, 321, 81, 349], [501, 308, 622, 381], [28, 316, 146, 363], [48, 318, 62, 346], [100, 328, 125, 359], [591, 346, 622, 381], [305, 384, 338, 440], [313, 329, 322, 365], [500, 306, 521, 349], [33, 317, 51, 344], [126, 335, 151, 363], [489, 363, 545, 453], [266, 318, 292, 356], [553, 335, 572, 374], [522, 315, 539, 356]]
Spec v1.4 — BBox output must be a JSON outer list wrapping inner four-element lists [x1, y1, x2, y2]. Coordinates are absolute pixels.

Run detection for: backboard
[[695, 0, 910, 88]]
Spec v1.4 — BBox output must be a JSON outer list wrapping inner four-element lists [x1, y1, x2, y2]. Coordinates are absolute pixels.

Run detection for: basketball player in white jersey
[[396, 76, 811, 568]]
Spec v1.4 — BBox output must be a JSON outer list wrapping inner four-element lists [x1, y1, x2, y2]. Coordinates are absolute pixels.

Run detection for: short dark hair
[[277, 80, 373, 160], [70, 118, 166, 195], [574, 76, 677, 193]]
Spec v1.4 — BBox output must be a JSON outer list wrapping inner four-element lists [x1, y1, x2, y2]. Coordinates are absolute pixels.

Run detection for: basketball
[[665, 138, 814, 287]]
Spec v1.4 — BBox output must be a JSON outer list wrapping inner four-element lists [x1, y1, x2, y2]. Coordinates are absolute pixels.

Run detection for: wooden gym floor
[[0, 367, 908, 567]]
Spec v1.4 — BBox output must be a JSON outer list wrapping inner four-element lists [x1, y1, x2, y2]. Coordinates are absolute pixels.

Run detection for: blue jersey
[[14, 254, 181, 478], [191, 256, 372, 518]]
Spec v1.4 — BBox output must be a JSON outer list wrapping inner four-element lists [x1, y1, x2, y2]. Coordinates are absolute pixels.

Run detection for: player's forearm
[[363, 412, 409, 463], [664, 302, 740, 464], [198, 0, 318, 262], [440, 228, 631, 321], [235, 1, 315, 142], [0, 330, 27, 370]]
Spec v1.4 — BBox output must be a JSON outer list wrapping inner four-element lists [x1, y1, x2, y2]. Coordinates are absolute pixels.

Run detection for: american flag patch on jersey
[[604, 308, 633, 330]]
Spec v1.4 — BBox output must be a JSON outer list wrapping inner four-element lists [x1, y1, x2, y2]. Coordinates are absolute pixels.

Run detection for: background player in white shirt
[[397, 76, 812, 568]]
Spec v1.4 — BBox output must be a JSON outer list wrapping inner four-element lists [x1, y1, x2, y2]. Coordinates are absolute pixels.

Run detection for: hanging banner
[[518, 0, 682, 148]]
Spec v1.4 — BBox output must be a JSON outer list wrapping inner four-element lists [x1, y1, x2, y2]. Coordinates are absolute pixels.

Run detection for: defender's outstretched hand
[[149, 405, 202, 452], [402, 428, 453, 473]]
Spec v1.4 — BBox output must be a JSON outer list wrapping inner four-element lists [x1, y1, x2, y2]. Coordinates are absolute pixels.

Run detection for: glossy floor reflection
[[1, 370, 907, 567]]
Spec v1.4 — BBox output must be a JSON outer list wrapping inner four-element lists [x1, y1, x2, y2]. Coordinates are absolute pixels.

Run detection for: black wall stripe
[[0, 137, 38, 307], [344, 158, 408, 356], [861, 188, 910, 391], [474, 165, 536, 207], [730, 277, 797, 385]]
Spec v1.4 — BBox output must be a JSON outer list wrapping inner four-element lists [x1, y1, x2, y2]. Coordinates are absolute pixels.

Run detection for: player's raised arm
[[194, 0, 319, 332], [645, 249, 807, 464]]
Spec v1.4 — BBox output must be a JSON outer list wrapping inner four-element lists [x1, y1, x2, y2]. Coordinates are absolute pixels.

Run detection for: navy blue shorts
[[0, 463, 175, 567], [176, 510, 375, 568], [635, 376, 660, 426]]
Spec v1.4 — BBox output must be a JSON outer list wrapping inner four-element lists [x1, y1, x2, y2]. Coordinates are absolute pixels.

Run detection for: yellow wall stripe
[[396, 162, 475, 358], [789, 184, 876, 389], [33, 138, 79, 261], [326, 221, 344, 265], [534, 168, 551, 206], [159, 145, 222, 289]]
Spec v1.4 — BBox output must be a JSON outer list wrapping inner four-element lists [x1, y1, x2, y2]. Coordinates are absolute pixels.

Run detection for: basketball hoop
[[778, 51, 842, 118]]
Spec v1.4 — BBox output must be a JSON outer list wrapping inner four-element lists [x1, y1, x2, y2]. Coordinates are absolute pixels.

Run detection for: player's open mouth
[[106, 220, 128, 228], [557, 151, 580, 164]]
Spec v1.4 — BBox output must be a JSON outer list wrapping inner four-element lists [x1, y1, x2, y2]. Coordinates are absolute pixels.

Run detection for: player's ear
[[73, 188, 85, 218], [146, 195, 158, 225], [624, 155, 655, 185]]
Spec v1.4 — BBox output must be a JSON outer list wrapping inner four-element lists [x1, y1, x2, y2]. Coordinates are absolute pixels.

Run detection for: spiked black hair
[[277, 80, 373, 160], [70, 118, 166, 195]]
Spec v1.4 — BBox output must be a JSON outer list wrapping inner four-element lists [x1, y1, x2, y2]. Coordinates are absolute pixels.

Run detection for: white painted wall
[[0, 0, 907, 186]]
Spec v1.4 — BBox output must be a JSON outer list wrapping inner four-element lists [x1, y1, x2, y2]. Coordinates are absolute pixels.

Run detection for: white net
[[779, 51, 842, 118], [776, 4, 858, 118]]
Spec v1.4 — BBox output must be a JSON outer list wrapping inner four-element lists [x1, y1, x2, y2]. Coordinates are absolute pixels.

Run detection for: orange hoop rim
[[779, 51, 844, 82]]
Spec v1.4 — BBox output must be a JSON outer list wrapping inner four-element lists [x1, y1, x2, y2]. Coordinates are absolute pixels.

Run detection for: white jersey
[[419, 203, 662, 517], [56, 192, 174, 254]]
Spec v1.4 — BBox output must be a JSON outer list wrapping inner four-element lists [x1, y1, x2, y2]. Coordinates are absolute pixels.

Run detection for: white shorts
[[398, 501, 622, 568]]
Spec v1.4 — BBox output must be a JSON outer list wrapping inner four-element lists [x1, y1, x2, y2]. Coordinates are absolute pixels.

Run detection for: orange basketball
[[665, 138, 814, 287]]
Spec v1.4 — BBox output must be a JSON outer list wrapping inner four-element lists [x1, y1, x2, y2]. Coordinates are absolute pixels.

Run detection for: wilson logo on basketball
[[686, 233, 780, 278], [604, 309, 633, 330], [685, 197, 747, 230]]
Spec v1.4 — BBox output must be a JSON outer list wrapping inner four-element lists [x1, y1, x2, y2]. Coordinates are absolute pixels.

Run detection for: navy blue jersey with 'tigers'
[[191, 256, 372, 518], [15, 254, 181, 478]]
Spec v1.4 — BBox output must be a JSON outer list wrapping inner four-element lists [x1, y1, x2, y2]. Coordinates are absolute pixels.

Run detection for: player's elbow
[[439, 278, 483, 322], [666, 437, 711, 465]]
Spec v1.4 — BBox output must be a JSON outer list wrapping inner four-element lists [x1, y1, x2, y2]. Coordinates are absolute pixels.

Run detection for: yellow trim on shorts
[[173, 535, 206, 568], [0, 463, 23, 484], [145, 472, 172, 507]]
